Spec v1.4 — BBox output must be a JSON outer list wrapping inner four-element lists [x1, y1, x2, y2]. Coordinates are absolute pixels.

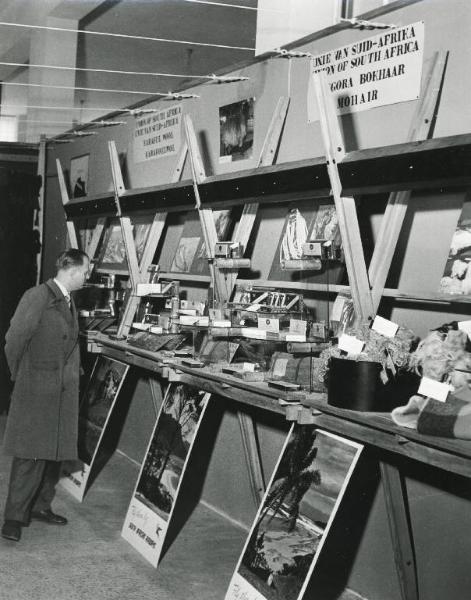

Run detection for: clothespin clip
[[275, 48, 313, 59], [210, 74, 250, 83], [94, 120, 127, 127], [165, 91, 200, 100], [128, 108, 160, 116], [70, 130, 98, 137], [340, 17, 396, 30]]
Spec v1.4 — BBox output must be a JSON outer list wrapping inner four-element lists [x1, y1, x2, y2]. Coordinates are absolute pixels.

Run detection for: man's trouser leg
[[32, 461, 61, 512], [4, 458, 46, 524]]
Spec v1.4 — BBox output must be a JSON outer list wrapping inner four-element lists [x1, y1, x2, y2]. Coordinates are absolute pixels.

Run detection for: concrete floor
[[0, 429, 246, 600]]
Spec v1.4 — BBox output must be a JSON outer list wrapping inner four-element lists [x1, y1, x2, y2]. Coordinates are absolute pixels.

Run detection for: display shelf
[[64, 133, 471, 219], [91, 331, 471, 479]]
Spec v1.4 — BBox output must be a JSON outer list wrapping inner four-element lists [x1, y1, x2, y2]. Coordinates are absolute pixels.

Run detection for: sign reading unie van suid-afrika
[[310, 21, 424, 116], [133, 104, 182, 163]]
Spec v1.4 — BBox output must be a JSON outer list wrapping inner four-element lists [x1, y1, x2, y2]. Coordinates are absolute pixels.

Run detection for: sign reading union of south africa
[[311, 21, 424, 115], [133, 104, 182, 163]]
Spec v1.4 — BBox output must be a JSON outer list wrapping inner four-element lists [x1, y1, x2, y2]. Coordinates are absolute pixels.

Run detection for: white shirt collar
[[53, 278, 69, 299]]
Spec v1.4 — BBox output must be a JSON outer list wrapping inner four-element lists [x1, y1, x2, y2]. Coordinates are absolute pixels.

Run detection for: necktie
[[65, 294, 72, 310]]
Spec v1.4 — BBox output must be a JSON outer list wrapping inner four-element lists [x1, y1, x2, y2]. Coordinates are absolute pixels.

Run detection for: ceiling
[[0, 0, 258, 142]]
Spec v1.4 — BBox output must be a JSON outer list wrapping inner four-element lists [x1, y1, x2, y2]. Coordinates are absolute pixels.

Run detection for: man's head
[[55, 249, 90, 292]]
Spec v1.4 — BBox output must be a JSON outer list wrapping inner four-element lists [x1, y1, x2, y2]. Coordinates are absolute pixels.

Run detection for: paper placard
[[285, 333, 307, 343], [372, 315, 399, 338], [418, 376, 453, 402], [338, 334, 364, 355], [243, 328, 267, 340], [212, 320, 232, 328], [309, 22, 424, 117], [133, 104, 182, 163], [258, 317, 280, 333], [458, 321, 471, 340], [273, 358, 289, 378], [331, 295, 347, 322], [289, 319, 307, 336]]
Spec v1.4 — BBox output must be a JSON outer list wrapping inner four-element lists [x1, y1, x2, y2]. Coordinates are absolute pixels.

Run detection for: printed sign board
[[310, 21, 424, 116]]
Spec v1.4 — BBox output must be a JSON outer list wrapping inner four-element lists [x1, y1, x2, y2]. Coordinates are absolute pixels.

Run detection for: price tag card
[[273, 358, 289, 378], [285, 333, 306, 342], [289, 319, 307, 336], [258, 316, 280, 333], [372, 315, 399, 338], [418, 376, 453, 402], [212, 320, 232, 328], [331, 295, 347, 322], [458, 320, 471, 340], [338, 334, 364, 355]]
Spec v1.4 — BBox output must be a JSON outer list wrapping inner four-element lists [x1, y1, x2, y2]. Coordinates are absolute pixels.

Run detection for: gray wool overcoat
[[3, 279, 80, 461]]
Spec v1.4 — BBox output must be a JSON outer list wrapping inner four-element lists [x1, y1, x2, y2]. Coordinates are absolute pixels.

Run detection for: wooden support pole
[[312, 71, 374, 323], [237, 412, 266, 505], [56, 157, 79, 249], [380, 462, 418, 600], [35, 135, 47, 284], [369, 51, 447, 312]]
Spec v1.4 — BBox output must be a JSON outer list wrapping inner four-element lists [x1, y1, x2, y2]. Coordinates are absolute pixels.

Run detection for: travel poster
[[60, 356, 129, 501], [122, 383, 210, 566], [225, 426, 362, 600]]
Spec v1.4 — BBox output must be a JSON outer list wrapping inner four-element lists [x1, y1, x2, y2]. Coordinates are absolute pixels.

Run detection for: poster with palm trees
[[225, 426, 362, 600], [121, 383, 210, 566], [60, 356, 129, 501]]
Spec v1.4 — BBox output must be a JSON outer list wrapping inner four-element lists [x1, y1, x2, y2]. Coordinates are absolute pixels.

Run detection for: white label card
[[338, 334, 364, 355], [289, 319, 307, 336], [258, 317, 280, 333], [331, 295, 347, 322], [372, 315, 399, 338], [418, 376, 453, 402], [458, 321, 471, 341], [273, 358, 289, 378]]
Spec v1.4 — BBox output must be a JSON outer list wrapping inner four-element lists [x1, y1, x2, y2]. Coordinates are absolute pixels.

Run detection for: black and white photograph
[[0, 3, 468, 600], [439, 202, 471, 295], [70, 154, 89, 198], [219, 98, 255, 162]]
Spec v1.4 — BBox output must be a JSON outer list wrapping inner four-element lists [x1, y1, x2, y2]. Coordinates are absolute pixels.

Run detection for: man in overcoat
[[2, 249, 89, 542]]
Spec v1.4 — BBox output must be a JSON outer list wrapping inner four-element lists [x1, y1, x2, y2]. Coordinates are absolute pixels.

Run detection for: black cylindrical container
[[327, 357, 382, 411]]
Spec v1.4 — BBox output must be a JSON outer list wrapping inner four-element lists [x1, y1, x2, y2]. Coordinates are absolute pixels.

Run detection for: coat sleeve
[[4, 286, 48, 380]]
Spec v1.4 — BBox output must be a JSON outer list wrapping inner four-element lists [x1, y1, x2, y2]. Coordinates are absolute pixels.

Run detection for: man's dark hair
[[55, 249, 89, 272]]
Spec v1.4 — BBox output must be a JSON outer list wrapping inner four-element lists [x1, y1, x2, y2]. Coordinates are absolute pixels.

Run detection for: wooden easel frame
[[312, 51, 447, 600], [183, 99, 290, 505], [109, 140, 189, 339]]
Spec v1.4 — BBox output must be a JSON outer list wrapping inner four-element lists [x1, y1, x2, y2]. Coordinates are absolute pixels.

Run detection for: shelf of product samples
[[65, 131, 471, 307], [89, 330, 471, 480]]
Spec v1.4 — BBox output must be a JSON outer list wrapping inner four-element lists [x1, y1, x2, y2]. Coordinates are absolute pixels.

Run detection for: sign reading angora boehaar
[[310, 22, 424, 116], [133, 104, 182, 163]]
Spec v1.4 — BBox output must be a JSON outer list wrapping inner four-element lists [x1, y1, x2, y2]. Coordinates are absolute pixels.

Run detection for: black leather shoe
[[2, 520, 22, 541], [31, 509, 68, 526]]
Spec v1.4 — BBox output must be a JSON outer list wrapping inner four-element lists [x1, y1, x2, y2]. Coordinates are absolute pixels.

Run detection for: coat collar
[[45, 279, 76, 323]]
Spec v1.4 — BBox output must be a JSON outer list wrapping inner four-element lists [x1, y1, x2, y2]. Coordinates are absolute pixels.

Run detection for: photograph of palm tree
[[135, 383, 209, 521], [231, 426, 362, 600]]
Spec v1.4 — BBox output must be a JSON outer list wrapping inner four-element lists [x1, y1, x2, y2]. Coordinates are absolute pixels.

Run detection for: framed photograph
[[225, 426, 363, 600], [219, 98, 255, 163], [439, 202, 471, 295], [70, 154, 89, 198], [95, 215, 153, 274]]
